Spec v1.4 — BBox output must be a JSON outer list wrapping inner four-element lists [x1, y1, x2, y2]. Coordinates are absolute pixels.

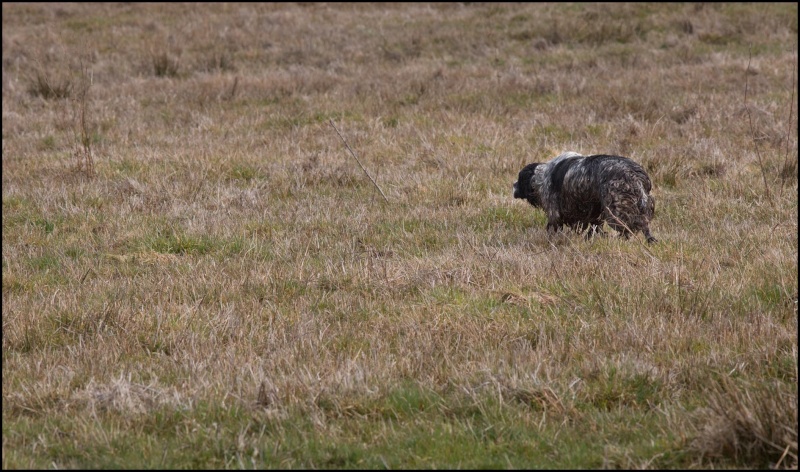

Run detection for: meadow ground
[[2, 2, 797, 469]]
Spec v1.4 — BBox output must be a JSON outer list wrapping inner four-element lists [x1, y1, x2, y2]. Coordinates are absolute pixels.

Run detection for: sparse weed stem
[[330, 119, 390, 204], [73, 58, 95, 178], [779, 50, 798, 194], [743, 44, 773, 206]]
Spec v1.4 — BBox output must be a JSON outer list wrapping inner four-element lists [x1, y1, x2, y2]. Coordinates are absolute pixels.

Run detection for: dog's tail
[[637, 181, 650, 212], [636, 181, 656, 221]]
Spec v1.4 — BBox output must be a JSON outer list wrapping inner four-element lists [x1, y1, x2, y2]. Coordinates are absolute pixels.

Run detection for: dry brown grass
[[690, 376, 798, 468], [2, 2, 797, 469]]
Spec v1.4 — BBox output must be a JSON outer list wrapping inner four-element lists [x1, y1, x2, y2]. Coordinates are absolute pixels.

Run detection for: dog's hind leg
[[585, 223, 606, 240], [546, 221, 563, 234], [643, 226, 657, 244]]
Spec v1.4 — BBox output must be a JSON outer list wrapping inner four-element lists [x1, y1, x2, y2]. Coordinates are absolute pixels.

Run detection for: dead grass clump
[[150, 51, 180, 78], [690, 376, 798, 469], [669, 105, 698, 124], [508, 386, 568, 415], [72, 63, 95, 177], [197, 49, 236, 73], [640, 146, 713, 189], [779, 157, 798, 182], [380, 35, 423, 64], [598, 91, 664, 124], [292, 152, 360, 189], [182, 75, 241, 106], [27, 69, 72, 100], [573, 3, 660, 45], [73, 374, 188, 414]]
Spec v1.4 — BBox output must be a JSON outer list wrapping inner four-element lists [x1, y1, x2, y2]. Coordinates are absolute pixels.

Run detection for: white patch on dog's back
[[548, 151, 583, 167]]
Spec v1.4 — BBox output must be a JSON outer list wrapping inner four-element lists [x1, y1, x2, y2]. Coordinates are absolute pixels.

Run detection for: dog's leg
[[546, 221, 563, 234], [585, 223, 606, 240], [643, 226, 657, 244], [594, 223, 606, 237]]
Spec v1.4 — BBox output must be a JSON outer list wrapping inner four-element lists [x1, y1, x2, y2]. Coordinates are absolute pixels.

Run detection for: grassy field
[[2, 2, 797, 469]]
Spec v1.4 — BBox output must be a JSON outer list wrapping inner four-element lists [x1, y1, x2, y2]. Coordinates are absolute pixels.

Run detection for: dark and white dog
[[513, 151, 657, 243]]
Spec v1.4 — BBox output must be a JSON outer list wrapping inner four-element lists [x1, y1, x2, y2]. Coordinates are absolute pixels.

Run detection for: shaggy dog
[[513, 151, 657, 243]]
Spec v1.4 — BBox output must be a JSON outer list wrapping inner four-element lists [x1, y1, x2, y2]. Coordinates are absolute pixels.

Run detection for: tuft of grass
[[32, 217, 55, 235], [150, 51, 180, 78], [225, 163, 260, 183], [145, 228, 213, 256], [690, 377, 798, 469], [27, 70, 72, 99], [39, 135, 57, 151]]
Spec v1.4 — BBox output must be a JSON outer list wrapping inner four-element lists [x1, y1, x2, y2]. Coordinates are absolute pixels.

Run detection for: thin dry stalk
[[779, 51, 797, 193], [74, 61, 95, 177], [329, 119, 389, 203], [226, 76, 239, 101], [744, 45, 773, 206]]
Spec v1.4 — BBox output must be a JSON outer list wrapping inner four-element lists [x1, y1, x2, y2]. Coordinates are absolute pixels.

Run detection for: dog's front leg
[[546, 221, 563, 234]]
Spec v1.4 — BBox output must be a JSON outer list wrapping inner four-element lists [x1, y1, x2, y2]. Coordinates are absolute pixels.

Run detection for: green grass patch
[[1, 388, 692, 469], [27, 253, 61, 272], [469, 205, 531, 231], [225, 163, 261, 182], [110, 158, 145, 177], [578, 368, 664, 412], [142, 227, 214, 256]]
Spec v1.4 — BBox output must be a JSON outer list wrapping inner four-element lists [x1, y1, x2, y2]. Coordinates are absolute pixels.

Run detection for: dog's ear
[[514, 164, 532, 199], [514, 163, 541, 206]]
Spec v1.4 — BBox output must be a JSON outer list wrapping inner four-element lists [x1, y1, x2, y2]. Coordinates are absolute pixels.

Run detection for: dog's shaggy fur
[[513, 151, 657, 243]]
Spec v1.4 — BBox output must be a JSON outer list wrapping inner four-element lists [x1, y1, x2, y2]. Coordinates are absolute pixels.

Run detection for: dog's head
[[513, 163, 542, 207]]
